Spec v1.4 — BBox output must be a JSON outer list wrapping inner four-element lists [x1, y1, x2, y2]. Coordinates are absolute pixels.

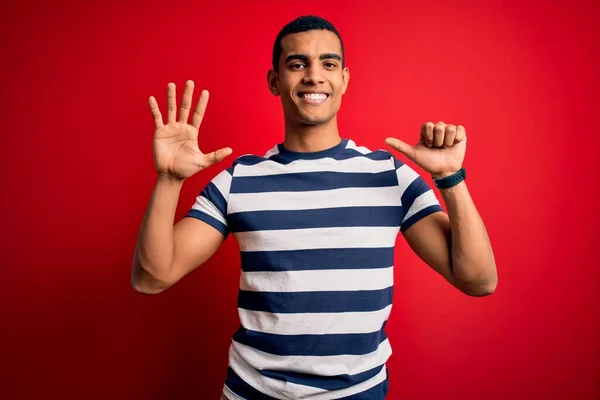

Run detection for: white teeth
[[302, 93, 327, 100]]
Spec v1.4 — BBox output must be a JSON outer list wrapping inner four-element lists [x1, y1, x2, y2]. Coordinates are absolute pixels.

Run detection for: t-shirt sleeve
[[185, 166, 234, 237], [393, 157, 444, 233]]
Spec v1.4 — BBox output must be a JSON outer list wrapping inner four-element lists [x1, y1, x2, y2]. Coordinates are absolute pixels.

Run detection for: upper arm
[[168, 216, 227, 285], [403, 211, 460, 290], [167, 166, 234, 287], [393, 156, 459, 290]]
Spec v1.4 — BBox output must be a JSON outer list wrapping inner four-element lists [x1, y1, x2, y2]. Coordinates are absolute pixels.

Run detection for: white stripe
[[238, 305, 392, 335], [228, 186, 402, 213], [313, 367, 387, 399], [234, 156, 394, 177], [402, 190, 439, 223], [212, 168, 233, 199], [345, 139, 371, 155], [241, 267, 393, 292], [223, 386, 245, 400], [236, 226, 399, 252], [229, 342, 389, 399], [232, 338, 392, 376], [191, 196, 226, 224], [230, 339, 392, 376], [395, 163, 419, 200], [263, 145, 280, 159]]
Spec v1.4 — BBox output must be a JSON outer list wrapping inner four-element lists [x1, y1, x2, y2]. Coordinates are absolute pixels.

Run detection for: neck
[[283, 116, 342, 153]]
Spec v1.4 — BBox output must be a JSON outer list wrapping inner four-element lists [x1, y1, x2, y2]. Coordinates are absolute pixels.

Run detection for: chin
[[297, 112, 334, 126], [298, 118, 328, 126]]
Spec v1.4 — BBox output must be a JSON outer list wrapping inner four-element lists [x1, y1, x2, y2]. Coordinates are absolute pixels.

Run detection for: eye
[[289, 63, 306, 70], [324, 62, 338, 69]]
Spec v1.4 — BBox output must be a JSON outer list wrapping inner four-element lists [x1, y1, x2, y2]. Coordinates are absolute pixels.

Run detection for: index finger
[[148, 96, 164, 129], [190, 90, 209, 129], [455, 125, 467, 142]]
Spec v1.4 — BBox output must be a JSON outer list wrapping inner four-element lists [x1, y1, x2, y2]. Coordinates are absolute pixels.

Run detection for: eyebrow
[[284, 53, 342, 63]]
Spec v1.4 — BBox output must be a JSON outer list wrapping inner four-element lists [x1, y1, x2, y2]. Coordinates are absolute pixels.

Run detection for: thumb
[[203, 147, 233, 167], [385, 137, 415, 162]]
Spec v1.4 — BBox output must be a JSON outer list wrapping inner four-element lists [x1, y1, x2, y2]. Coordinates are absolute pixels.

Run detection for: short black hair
[[272, 15, 345, 72]]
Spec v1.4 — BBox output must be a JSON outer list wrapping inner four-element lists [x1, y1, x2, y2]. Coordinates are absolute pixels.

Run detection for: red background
[[1, 0, 598, 399]]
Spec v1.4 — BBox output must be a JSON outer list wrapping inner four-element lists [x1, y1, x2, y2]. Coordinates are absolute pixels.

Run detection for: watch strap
[[433, 168, 466, 189]]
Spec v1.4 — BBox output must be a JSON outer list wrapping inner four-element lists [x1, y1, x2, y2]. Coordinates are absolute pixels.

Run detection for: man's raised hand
[[149, 80, 232, 180]]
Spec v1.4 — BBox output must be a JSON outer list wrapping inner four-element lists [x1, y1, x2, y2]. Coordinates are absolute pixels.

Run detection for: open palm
[[149, 80, 232, 180]]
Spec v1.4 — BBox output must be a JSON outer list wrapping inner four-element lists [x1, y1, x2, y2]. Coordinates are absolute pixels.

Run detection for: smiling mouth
[[297, 92, 329, 103]]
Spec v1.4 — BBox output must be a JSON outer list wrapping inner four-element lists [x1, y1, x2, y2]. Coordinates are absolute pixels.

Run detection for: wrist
[[431, 171, 458, 179], [157, 173, 185, 187], [432, 168, 466, 190]]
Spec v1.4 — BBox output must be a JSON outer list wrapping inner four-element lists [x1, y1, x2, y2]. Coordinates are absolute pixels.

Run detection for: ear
[[267, 69, 280, 96], [341, 67, 350, 95]]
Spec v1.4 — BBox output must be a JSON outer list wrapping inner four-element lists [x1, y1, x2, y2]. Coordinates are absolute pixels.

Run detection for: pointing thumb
[[385, 138, 415, 162]]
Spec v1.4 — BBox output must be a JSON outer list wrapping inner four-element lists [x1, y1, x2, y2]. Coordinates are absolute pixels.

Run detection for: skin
[[132, 28, 498, 297], [266, 30, 349, 152], [385, 121, 498, 296]]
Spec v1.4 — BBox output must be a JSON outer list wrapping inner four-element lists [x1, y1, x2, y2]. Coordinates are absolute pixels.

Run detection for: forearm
[[440, 181, 497, 295], [132, 175, 184, 288]]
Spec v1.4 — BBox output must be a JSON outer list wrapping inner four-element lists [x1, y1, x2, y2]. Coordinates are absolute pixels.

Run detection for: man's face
[[268, 29, 350, 126]]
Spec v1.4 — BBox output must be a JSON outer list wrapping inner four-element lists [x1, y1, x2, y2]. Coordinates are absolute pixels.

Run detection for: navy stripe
[[233, 155, 271, 167], [269, 147, 393, 165], [200, 182, 227, 217], [225, 366, 279, 400], [393, 156, 404, 169], [359, 150, 395, 161], [267, 147, 395, 165], [232, 325, 388, 356], [401, 205, 444, 233], [266, 153, 292, 164], [336, 375, 389, 399], [400, 176, 433, 220], [275, 139, 350, 160], [329, 149, 394, 162], [229, 206, 402, 232], [230, 170, 397, 194], [185, 210, 228, 236], [238, 287, 393, 314], [240, 248, 394, 272], [261, 363, 385, 391]]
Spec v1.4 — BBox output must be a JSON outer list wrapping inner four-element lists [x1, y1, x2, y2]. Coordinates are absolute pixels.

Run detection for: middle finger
[[179, 80, 194, 123], [433, 122, 446, 147]]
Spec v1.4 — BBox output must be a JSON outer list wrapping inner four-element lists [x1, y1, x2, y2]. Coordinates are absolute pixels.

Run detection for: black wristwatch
[[433, 168, 466, 189]]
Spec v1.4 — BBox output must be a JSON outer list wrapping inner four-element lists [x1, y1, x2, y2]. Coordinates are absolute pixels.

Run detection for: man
[[132, 15, 497, 400]]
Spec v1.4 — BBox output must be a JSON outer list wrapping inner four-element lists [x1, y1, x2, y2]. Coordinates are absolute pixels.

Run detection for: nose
[[301, 64, 325, 85]]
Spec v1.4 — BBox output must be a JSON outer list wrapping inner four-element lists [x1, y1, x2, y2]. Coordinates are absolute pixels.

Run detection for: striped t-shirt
[[186, 138, 443, 399]]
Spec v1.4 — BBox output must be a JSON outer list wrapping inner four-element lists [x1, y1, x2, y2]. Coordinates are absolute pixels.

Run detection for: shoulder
[[343, 139, 401, 165], [225, 143, 280, 175], [232, 154, 269, 167], [234, 143, 278, 165], [344, 139, 428, 187]]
